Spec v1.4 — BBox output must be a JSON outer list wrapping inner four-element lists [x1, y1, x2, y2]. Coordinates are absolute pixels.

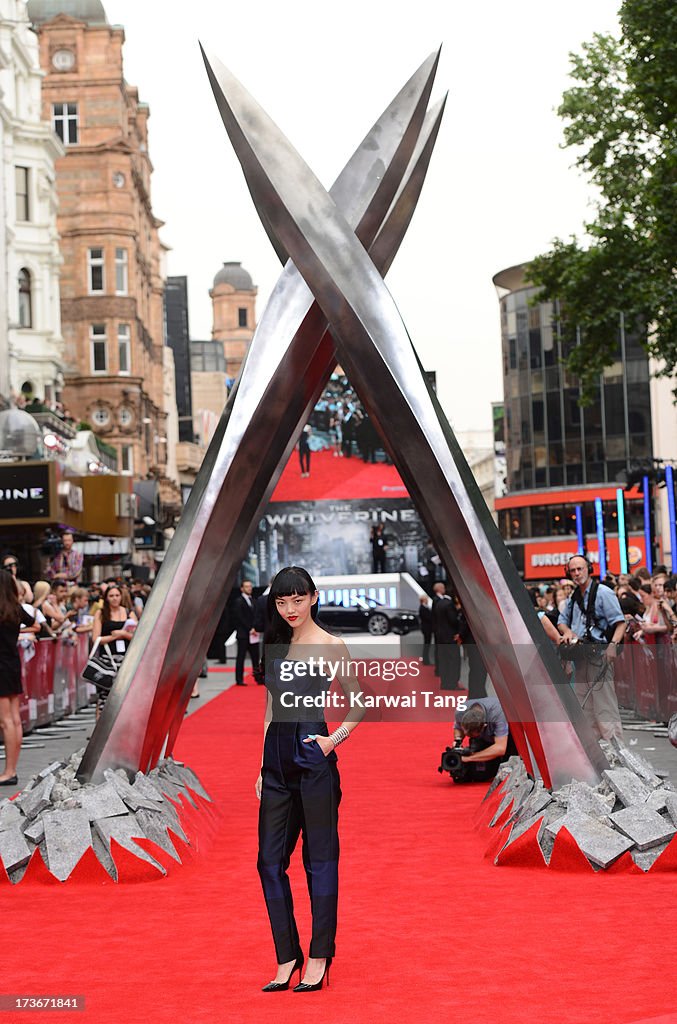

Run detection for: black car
[[317, 597, 418, 636]]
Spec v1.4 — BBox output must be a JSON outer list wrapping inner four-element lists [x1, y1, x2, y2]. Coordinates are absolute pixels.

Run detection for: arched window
[[18, 268, 32, 328]]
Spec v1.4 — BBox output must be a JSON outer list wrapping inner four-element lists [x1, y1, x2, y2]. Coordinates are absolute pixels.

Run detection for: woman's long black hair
[[263, 566, 319, 652], [0, 568, 21, 626]]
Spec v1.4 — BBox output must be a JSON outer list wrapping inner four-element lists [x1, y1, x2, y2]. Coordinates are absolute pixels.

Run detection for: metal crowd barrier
[[19, 634, 93, 732], [613, 642, 677, 724]]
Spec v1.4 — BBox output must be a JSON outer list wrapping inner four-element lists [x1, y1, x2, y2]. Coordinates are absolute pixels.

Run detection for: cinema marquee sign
[[0, 461, 57, 524]]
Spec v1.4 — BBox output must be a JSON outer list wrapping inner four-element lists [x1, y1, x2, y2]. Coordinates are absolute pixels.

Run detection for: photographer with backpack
[[557, 555, 626, 741]]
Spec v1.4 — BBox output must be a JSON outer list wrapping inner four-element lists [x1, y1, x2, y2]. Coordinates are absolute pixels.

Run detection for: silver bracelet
[[328, 724, 350, 747]]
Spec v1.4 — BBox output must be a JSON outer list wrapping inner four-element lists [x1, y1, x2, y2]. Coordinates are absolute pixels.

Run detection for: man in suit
[[458, 604, 488, 699], [418, 594, 434, 665], [252, 584, 270, 684], [234, 579, 260, 686], [431, 582, 461, 690]]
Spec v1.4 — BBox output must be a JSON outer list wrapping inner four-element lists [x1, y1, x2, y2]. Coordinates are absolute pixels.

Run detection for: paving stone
[[93, 815, 166, 875], [603, 768, 651, 807], [631, 840, 671, 872], [536, 798, 567, 845], [154, 778, 198, 808], [43, 810, 93, 881], [551, 784, 571, 807], [599, 739, 621, 766], [103, 769, 162, 812], [23, 819, 45, 844], [157, 760, 189, 786], [612, 742, 663, 788], [505, 780, 535, 825], [131, 773, 165, 804], [609, 806, 677, 851], [520, 787, 553, 822], [91, 830, 117, 881], [545, 811, 635, 868], [489, 790, 516, 827], [78, 782, 129, 821], [0, 802, 22, 830], [505, 811, 547, 846], [38, 761, 64, 780], [664, 793, 677, 828], [568, 780, 616, 819], [0, 824, 32, 873], [134, 808, 182, 862], [167, 763, 212, 801], [645, 789, 671, 813], [16, 774, 55, 819]]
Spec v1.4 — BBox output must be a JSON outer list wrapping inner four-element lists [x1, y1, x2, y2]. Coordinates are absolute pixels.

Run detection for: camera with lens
[[438, 738, 485, 779], [558, 633, 605, 663], [41, 529, 63, 556]]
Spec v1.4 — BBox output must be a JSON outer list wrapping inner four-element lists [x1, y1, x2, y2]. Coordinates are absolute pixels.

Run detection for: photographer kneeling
[[557, 555, 626, 741], [444, 698, 514, 783]]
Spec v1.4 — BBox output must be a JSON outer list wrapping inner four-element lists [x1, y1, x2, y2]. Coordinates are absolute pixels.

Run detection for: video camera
[[438, 738, 487, 780], [558, 635, 606, 664]]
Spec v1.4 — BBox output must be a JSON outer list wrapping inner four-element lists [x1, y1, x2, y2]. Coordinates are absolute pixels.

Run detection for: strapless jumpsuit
[[257, 661, 342, 963]]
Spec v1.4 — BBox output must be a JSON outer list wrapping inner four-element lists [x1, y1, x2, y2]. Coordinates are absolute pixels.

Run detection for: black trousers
[[299, 448, 310, 473], [422, 629, 433, 666], [437, 642, 461, 690], [258, 723, 341, 962], [235, 637, 259, 683], [465, 644, 487, 698]]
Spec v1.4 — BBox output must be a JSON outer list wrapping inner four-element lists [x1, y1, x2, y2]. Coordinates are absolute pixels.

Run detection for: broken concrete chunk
[[602, 768, 651, 808], [609, 806, 677, 851]]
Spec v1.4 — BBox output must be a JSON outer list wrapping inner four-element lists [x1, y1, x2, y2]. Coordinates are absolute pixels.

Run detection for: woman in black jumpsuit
[[256, 566, 362, 992]]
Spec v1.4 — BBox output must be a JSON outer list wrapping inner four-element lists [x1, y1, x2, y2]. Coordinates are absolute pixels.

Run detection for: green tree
[[528, 0, 677, 402]]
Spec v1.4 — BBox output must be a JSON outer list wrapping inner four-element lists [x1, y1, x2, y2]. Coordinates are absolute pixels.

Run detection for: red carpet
[[5, 685, 677, 1024], [271, 448, 407, 501]]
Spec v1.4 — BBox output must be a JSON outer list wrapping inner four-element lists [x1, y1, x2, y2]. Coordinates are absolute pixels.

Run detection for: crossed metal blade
[[79, 51, 443, 782], [78, 49, 608, 790]]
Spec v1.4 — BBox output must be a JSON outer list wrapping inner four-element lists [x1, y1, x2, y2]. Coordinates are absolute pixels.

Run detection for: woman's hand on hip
[[255, 773, 263, 800]]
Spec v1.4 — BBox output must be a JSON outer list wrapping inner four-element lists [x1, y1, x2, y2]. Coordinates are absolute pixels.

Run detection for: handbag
[[81, 638, 123, 691]]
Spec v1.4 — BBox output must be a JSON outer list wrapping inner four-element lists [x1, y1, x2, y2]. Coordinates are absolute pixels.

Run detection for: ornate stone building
[[0, 0, 63, 406], [27, 0, 180, 511], [188, 261, 257, 448], [210, 261, 256, 382]]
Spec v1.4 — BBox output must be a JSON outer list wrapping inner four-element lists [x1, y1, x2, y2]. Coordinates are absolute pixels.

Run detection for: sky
[[103, 0, 621, 435]]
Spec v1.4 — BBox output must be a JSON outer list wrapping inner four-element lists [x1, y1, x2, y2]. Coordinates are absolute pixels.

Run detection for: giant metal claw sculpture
[[78, 50, 608, 790]]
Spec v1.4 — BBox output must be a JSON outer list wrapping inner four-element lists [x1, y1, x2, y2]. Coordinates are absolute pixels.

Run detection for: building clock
[[92, 406, 110, 427], [119, 406, 133, 427], [52, 49, 75, 71], [112, 171, 125, 189]]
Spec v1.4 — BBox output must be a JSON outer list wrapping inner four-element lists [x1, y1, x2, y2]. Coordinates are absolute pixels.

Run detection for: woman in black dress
[[0, 571, 34, 785], [256, 566, 363, 993]]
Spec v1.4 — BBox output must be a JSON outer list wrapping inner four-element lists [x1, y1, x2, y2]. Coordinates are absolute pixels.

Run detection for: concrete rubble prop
[[0, 750, 212, 883], [0, 824, 32, 874], [485, 741, 677, 872], [43, 809, 93, 881], [608, 806, 677, 851]]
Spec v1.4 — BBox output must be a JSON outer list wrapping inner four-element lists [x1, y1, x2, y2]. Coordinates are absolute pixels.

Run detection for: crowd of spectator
[[0, 531, 154, 782], [528, 565, 677, 647]]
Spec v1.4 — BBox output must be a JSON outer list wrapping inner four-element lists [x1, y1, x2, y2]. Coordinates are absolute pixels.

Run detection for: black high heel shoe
[[293, 956, 332, 991], [261, 953, 304, 992]]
